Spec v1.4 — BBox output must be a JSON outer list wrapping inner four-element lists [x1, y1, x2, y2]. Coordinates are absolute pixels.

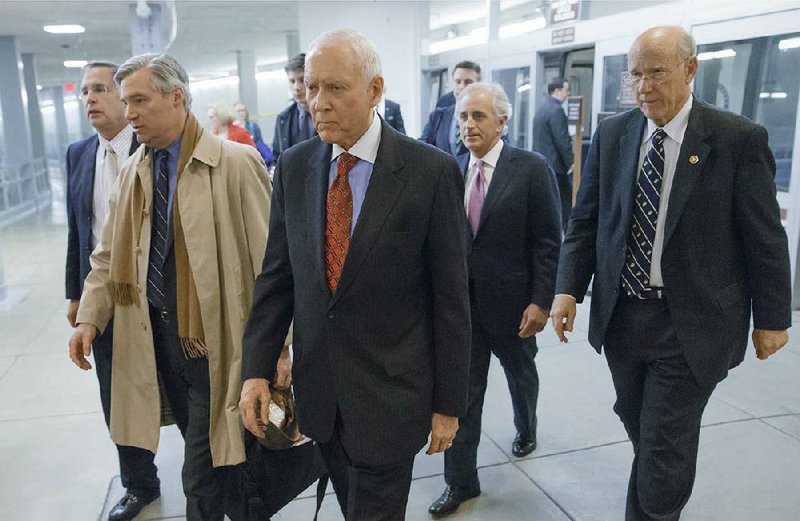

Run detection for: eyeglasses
[[78, 83, 111, 99], [623, 56, 691, 88]]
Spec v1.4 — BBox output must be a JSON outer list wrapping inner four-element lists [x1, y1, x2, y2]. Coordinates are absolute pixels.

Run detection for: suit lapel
[[331, 123, 405, 305], [79, 136, 100, 214], [306, 141, 333, 297], [618, 113, 647, 235], [662, 102, 711, 248], [476, 145, 514, 234]]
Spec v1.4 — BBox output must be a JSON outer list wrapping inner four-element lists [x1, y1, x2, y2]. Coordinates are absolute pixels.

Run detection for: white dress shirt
[[92, 125, 134, 248], [464, 138, 505, 210], [643, 94, 693, 287]]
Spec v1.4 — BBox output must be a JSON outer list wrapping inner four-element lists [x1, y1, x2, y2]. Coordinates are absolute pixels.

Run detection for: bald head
[[628, 26, 697, 127]]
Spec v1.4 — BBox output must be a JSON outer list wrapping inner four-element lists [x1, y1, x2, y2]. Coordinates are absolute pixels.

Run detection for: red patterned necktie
[[325, 152, 358, 292]]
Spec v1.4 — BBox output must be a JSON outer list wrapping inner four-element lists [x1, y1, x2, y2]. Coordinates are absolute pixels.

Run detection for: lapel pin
[[689, 155, 699, 165]]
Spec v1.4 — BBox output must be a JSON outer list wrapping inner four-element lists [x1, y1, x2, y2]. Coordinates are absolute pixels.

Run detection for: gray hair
[[457, 83, 513, 132], [114, 53, 192, 111], [209, 102, 235, 125], [307, 29, 382, 82], [82, 61, 118, 75], [675, 27, 696, 59]]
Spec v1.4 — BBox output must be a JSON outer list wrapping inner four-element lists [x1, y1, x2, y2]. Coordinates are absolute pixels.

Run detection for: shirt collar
[[98, 125, 134, 156], [645, 95, 693, 146], [332, 110, 381, 164], [297, 103, 308, 120], [157, 136, 182, 159], [468, 138, 504, 171]]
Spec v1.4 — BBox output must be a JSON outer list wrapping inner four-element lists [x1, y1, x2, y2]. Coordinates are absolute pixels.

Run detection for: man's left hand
[[273, 345, 293, 390], [752, 329, 789, 360], [519, 304, 548, 338], [426, 412, 458, 455]]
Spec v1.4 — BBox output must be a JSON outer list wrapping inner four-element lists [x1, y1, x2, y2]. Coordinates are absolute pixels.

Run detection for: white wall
[[297, 0, 422, 136]]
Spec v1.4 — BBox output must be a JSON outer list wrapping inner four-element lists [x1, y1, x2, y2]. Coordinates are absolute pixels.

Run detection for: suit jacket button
[[135, 246, 141, 254], [143, 209, 149, 216], [327, 311, 334, 319]]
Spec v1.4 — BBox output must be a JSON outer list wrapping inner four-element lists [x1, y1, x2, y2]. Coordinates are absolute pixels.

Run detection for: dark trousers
[[444, 298, 539, 489], [93, 320, 160, 498], [604, 297, 715, 521], [555, 171, 572, 231], [318, 415, 415, 521]]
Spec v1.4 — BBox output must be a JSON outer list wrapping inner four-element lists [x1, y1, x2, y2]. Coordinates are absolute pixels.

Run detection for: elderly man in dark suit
[[428, 83, 562, 517], [420, 60, 481, 156], [551, 26, 791, 521], [65, 61, 159, 521], [271, 53, 317, 164], [533, 77, 574, 230], [239, 29, 471, 521]]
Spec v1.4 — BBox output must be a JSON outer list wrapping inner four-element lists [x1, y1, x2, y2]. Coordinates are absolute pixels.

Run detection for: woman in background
[[207, 102, 255, 146], [234, 101, 273, 165]]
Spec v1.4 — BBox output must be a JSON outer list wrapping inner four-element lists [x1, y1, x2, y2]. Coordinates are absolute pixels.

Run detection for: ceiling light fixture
[[779, 37, 800, 50], [44, 24, 85, 34], [64, 60, 88, 68]]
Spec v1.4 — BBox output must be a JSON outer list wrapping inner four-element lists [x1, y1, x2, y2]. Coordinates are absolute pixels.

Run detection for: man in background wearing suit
[[65, 61, 159, 521], [533, 78, 574, 230], [239, 29, 471, 520], [271, 53, 317, 164], [429, 83, 562, 517], [377, 94, 406, 134], [551, 26, 791, 520], [420, 60, 481, 156]]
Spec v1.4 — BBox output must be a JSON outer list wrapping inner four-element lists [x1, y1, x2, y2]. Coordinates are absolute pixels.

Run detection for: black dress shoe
[[108, 492, 159, 521], [511, 433, 537, 457], [428, 484, 481, 517]]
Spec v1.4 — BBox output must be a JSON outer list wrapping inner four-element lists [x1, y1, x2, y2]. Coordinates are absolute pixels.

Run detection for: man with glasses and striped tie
[[68, 53, 274, 521], [550, 26, 790, 520]]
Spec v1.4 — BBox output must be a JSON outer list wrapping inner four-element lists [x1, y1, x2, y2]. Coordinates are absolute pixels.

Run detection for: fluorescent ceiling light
[[697, 49, 736, 61], [779, 37, 800, 50], [44, 24, 85, 34], [36, 85, 42, 91], [517, 83, 532, 92], [759, 91, 788, 99], [256, 70, 286, 81], [191, 75, 239, 89], [429, 7, 486, 30], [499, 17, 546, 39], [64, 60, 88, 68], [429, 27, 488, 54]]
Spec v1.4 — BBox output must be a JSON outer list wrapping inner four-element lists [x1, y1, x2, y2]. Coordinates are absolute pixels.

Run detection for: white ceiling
[[0, 0, 298, 86]]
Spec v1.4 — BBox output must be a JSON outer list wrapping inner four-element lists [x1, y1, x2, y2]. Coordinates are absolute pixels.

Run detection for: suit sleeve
[[419, 110, 439, 144], [552, 107, 574, 169], [394, 106, 406, 135], [527, 158, 562, 308], [555, 123, 602, 300], [427, 158, 471, 417], [733, 125, 791, 330], [65, 145, 81, 300], [271, 120, 282, 165], [241, 155, 295, 381]]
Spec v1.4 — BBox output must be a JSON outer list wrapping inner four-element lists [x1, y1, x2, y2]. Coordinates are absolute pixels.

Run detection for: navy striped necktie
[[147, 151, 171, 310], [621, 128, 667, 297]]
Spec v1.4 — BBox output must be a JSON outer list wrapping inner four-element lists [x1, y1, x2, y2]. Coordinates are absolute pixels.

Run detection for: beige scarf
[[107, 113, 207, 359]]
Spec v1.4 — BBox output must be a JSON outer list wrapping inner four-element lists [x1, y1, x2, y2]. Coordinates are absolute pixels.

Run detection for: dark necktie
[[325, 152, 358, 292], [621, 128, 667, 297], [147, 152, 171, 309]]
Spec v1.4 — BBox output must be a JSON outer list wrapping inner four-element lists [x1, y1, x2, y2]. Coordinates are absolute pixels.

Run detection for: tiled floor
[[1, 210, 799, 521]]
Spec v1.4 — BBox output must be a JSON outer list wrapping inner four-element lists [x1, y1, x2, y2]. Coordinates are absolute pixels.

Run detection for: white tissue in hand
[[268, 401, 285, 427]]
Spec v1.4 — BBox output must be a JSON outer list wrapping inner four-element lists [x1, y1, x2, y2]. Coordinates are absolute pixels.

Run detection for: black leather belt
[[627, 287, 664, 300]]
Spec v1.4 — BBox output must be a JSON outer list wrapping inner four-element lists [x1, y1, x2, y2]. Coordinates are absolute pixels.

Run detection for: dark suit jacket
[[271, 101, 316, 164], [458, 145, 562, 335], [420, 104, 465, 156], [532, 96, 574, 177], [383, 99, 406, 135], [65, 133, 139, 299], [243, 121, 471, 465], [436, 91, 456, 109], [556, 99, 791, 386]]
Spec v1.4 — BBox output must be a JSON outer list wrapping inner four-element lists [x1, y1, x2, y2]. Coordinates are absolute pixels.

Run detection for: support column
[[52, 87, 70, 164], [286, 32, 300, 59], [0, 36, 33, 167], [21, 53, 45, 160], [236, 50, 258, 111], [130, 2, 163, 54]]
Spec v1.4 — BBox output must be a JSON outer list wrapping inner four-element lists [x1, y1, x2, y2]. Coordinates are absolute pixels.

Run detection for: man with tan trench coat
[[68, 53, 275, 521]]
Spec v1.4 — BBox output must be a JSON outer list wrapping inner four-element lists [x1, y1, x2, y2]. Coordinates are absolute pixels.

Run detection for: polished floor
[[1, 209, 799, 521]]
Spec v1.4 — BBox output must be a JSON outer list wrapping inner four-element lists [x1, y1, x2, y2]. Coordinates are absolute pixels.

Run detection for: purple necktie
[[467, 159, 485, 235]]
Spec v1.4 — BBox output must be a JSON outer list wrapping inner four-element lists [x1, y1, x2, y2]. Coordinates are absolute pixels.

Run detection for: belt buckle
[[638, 287, 663, 300]]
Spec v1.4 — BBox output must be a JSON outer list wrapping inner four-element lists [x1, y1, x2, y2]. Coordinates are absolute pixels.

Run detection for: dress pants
[[318, 413, 415, 521], [93, 320, 160, 498], [604, 297, 715, 521], [149, 249, 228, 521], [555, 170, 572, 231], [444, 294, 539, 489]]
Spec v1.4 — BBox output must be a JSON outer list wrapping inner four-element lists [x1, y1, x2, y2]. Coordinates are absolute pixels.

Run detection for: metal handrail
[[0, 157, 51, 227]]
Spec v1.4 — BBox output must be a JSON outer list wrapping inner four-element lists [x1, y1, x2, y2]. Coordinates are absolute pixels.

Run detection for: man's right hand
[[239, 378, 271, 438], [69, 323, 96, 370], [550, 294, 577, 343], [66, 299, 80, 328]]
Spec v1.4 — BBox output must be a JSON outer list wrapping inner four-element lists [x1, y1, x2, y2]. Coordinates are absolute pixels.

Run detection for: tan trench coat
[[77, 130, 271, 466]]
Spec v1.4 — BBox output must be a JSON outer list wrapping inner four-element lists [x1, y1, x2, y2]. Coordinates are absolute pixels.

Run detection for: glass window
[[493, 67, 531, 148], [564, 48, 594, 139], [695, 33, 800, 192], [602, 54, 637, 114], [428, 0, 487, 54]]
